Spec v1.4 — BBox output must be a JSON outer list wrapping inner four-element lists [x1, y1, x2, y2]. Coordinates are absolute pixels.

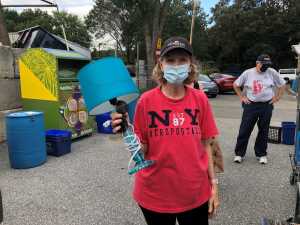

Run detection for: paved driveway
[[0, 93, 297, 225]]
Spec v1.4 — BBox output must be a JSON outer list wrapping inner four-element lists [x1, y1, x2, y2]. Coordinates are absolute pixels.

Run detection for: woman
[[112, 36, 219, 225]]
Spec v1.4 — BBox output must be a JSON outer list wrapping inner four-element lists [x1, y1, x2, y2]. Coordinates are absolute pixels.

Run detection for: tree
[[0, 2, 10, 45], [51, 11, 91, 48], [208, 0, 300, 71], [4, 9, 54, 32], [163, 0, 209, 61], [86, 0, 172, 71], [3, 9, 91, 48]]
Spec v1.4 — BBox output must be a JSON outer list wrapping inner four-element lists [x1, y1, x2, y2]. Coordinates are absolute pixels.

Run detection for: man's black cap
[[160, 37, 193, 57], [256, 54, 272, 64]]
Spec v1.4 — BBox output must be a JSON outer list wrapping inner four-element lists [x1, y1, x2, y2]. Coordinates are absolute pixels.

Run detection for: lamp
[[78, 57, 154, 174], [78, 57, 139, 115]]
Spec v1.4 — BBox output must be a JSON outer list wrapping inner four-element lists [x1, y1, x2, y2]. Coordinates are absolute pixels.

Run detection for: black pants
[[140, 202, 208, 225], [235, 102, 273, 157]]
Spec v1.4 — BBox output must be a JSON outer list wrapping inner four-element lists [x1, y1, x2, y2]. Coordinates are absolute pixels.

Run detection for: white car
[[279, 68, 297, 82]]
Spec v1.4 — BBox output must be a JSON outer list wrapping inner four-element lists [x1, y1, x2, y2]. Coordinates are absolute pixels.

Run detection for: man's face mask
[[163, 64, 190, 84], [260, 63, 271, 72]]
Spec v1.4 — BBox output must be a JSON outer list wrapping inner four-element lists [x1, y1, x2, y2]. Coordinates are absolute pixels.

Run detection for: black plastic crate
[[268, 126, 282, 144], [46, 130, 72, 157]]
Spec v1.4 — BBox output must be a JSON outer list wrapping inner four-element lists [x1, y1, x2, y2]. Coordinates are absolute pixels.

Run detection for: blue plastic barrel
[[296, 132, 300, 166], [281, 121, 296, 145], [96, 112, 113, 134], [5, 111, 47, 169]]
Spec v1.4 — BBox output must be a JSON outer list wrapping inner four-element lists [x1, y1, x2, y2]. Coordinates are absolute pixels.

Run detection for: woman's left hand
[[208, 184, 220, 218]]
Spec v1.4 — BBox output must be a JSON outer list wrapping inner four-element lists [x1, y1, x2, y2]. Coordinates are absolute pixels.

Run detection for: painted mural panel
[[19, 48, 58, 100], [58, 82, 94, 138]]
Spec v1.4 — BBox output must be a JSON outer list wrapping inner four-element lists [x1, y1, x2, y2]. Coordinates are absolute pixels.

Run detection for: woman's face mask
[[162, 64, 190, 85]]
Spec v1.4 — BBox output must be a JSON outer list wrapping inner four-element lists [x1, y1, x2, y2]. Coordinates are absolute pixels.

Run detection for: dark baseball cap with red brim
[[160, 37, 193, 57]]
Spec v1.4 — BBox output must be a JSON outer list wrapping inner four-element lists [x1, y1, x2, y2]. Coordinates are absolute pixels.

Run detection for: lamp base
[[128, 160, 155, 175]]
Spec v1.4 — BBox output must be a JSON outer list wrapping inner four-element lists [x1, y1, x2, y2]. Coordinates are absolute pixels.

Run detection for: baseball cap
[[256, 54, 272, 64], [160, 37, 193, 57]]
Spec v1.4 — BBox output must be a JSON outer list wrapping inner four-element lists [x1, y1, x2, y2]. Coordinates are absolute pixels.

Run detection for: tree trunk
[[144, 23, 154, 77], [143, 0, 171, 74], [0, 4, 10, 46]]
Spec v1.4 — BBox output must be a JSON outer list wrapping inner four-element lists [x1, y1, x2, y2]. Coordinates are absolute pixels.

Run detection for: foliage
[[207, 0, 300, 71], [86, 0, 208, 67], [4, 0, 299, 72], [3, 9, 91, 48]]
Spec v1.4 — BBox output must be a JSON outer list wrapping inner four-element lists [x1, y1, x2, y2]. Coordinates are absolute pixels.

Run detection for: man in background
[[233, 54, 285, 164]]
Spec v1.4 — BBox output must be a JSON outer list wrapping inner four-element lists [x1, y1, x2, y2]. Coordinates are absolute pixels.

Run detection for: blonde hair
[[152, 59, 198, 85]]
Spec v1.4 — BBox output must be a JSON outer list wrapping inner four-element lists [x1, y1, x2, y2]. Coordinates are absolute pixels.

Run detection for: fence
[[135, 64, 157, 92]]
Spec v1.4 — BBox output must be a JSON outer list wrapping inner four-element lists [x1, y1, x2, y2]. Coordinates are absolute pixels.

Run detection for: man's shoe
[[234, 156, 243, 163], [259, 156, 267, 164]]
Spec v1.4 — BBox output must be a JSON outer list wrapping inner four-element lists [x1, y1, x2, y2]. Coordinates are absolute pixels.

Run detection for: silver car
[[197, 74, 219, 98]]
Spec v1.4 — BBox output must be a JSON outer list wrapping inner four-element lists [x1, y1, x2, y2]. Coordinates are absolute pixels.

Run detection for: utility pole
[[189, 0, 198, 45], [0, 0, 11, 46], [136, 42, 140, 88]]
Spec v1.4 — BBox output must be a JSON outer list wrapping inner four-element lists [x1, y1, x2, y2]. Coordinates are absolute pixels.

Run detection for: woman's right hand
[[111, 112, 129, 133]]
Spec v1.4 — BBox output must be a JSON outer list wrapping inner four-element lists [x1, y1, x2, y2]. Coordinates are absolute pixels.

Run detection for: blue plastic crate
[[281, 121, 296, 145], [46, 130, 72, 157], [96, 112, 113, 134]]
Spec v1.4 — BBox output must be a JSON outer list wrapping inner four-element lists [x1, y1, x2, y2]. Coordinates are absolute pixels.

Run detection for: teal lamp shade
[[78, 57, 139, 115]]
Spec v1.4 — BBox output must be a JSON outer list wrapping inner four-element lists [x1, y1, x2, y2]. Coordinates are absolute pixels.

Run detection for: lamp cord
[[122, 124, 142, 171]]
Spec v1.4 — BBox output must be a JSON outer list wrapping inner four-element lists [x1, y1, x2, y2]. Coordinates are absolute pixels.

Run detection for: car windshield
[[222, 74, 234, 78], [279, 69, 296, 74], [198, 74, 211, 82], [210, 73, 222, 79]]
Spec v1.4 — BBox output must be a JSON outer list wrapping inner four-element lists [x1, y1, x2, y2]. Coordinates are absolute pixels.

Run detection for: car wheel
[[211, 94, 217, 98]]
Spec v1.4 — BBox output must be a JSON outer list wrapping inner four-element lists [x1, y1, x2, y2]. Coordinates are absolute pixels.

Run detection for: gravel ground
[[0, 93, 297, 225]]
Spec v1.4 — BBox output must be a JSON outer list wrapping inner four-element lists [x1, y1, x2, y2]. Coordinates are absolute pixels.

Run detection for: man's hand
[[270, 96, 279, 104], [240, 96, 251, 104], [208, 183, 220, 218]]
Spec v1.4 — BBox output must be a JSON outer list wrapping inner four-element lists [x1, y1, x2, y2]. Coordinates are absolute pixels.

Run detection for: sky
[[202, 0, 219, 15], [1, 0, 220, 48], [2, 0, 220, 18]]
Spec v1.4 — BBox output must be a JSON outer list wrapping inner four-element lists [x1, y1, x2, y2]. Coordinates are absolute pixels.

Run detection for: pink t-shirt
[[133, 86, 219, 213]]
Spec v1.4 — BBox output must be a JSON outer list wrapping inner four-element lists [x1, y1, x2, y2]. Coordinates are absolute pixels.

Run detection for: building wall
[[0, 46, 24, 142], [0, 46, 24, 110]]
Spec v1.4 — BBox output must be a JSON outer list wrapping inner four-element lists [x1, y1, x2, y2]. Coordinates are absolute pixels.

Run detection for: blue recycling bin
[[295, 132, 300, 165], [281, 121, 296, 145], [96, 112, 113, 134], [128, 98, 138, 122], [5, 111, 47, 169], [292, 78, 298, 93]]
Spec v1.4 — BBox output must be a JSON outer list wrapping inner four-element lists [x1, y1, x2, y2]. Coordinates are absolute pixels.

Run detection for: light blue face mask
[[163, 64, 190, 85]]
